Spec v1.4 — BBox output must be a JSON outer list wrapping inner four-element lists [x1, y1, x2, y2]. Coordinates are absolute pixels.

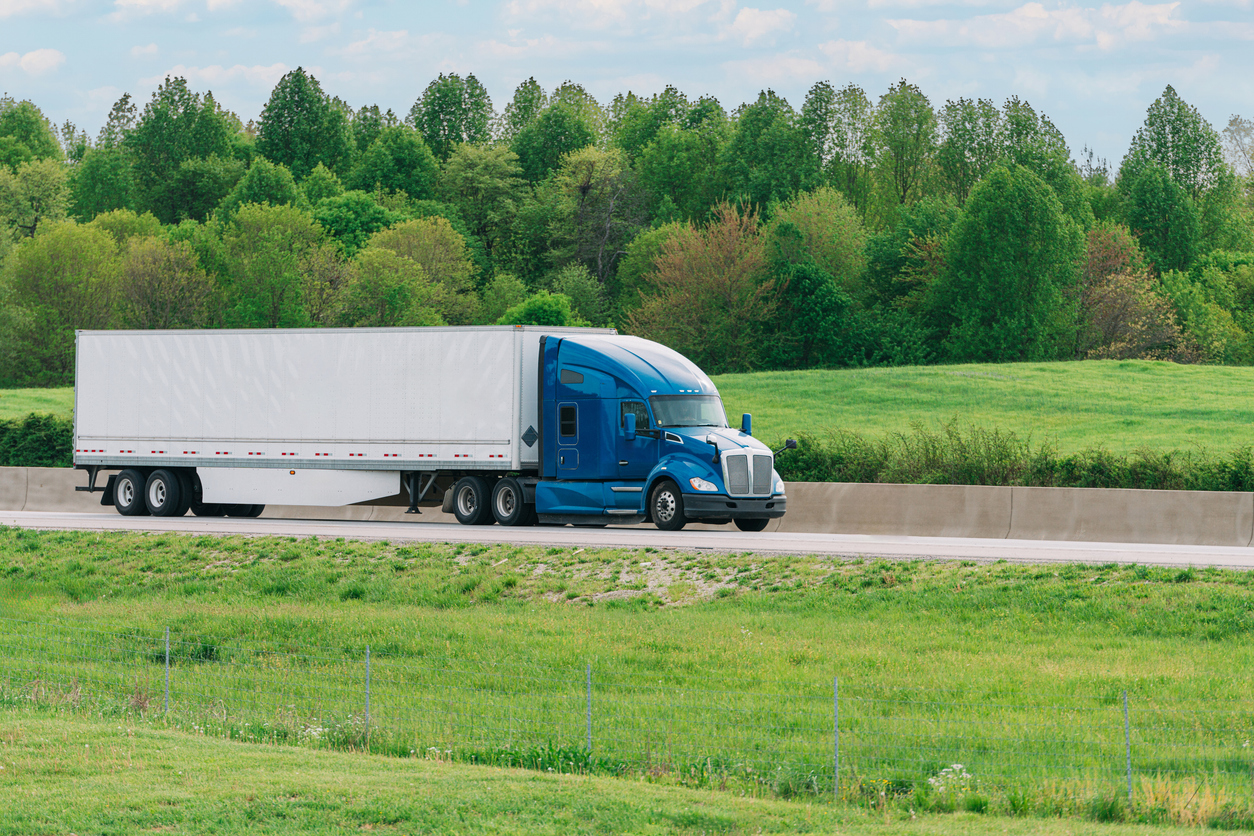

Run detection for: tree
[[637, 118, 730, 222], [720, 90, 815, 209], [511, 103, 596, 183], [301, 162, 343, 206], [764, 256, 853, 369], [97, 93, 137, 148], [162, 155, 245, 223], [478, 271, 527, 324], [1083, 221, 1148, 285], [0, 98, 61, 161], [930, 166, 1083, 362], [1222, 115, 1254, 179], [547, 262, 608, 325], [550, 81, 607, 142], [496, 78, 548, 143], [438, 144, 525, 261], [1078, 269, 1189, 361], [118, 236, 218, 328], [551, 146, 648, 283], [218, 158, 301, 216], [607, 221, 683, 323], [767, 186, 867, 299], [1, 222, 119, 381], [999, 96, 1091, 228], [0, 158, 68, 238], [125, 77, 235, 221], [365, 217, 477, 323], [1126, 164, 1198, 273], [351, 105, 399, 157], [312, 191, 399, 257], [335, 247, 444, 327], [627, 203, 777, 373], [220, 203, 324, 327], [299, 242, 350, 326], [89, 208, 163, 245], [874, 80, 936, 206], [255, 68, 354, 179], [68, 145, 136, 220], [935, 97, 1001, 207], [346, 126, 438, 200], [801, 82, 876, 214], [1119, 85, 1226, 202], [611, 85, 688, 160], [497, 290, 584, 326], [407, 73, 493, 161]]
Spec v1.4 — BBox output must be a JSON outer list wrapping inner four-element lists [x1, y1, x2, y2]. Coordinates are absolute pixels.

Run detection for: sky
[[2, 0, 1251, 168]]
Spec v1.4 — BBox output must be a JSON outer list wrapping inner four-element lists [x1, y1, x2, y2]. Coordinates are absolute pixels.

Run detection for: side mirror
[[705, 434, 721, 464], [775, 438, 798, 455], [624, 411, 636, 441], [740, 413, 752, 435]]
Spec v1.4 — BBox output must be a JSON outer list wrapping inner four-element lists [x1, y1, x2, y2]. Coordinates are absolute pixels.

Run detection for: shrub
[[0, 413, 73, 467]]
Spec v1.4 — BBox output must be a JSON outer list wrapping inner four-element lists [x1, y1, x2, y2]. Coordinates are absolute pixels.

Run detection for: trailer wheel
[[452, 476, 493, 525], [649, 480, 687, 531], [114, 469, 149, 516], [223, 504, 265, 517], [734, 518, 769, 532], [191, 502, 224, 517], [145, 469, 184, 517], [491, 477, 535, 526], [174, 470, 195, 517]]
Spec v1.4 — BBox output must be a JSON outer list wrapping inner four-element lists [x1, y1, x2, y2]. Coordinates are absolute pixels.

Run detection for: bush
[[773, 422, 1254, 491], [0, 413, 72, 467]]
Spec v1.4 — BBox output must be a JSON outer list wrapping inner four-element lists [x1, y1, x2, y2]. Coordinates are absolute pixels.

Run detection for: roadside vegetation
[[2, 528, 1252, 829]]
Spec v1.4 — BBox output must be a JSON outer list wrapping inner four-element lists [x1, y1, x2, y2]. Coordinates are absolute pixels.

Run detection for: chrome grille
[[726, 454, 750, 495], [752, 455, 773, 495]]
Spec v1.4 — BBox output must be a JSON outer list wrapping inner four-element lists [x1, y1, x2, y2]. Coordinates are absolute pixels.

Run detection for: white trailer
[[74, 325, 610, 516]]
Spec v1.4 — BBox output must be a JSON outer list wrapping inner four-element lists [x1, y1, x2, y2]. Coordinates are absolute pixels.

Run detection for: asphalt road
[[3, 510, 1254, 569]]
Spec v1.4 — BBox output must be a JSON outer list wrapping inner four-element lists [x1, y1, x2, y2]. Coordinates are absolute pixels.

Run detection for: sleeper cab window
[[560, 368, 584, 385], [559, 404, 577, 438]]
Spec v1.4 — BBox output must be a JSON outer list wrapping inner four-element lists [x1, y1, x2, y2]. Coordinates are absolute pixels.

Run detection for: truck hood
[[667, 425, 773, 455]]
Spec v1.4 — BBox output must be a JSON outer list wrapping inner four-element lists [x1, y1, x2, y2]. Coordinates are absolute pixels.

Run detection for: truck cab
[[531, 334, 787, 531]]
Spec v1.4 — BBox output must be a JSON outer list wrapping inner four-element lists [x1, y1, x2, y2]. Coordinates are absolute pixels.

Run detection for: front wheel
[[734, 518, 769, 532], [452, 476, 494, 525], [649, 480, 687, 531]]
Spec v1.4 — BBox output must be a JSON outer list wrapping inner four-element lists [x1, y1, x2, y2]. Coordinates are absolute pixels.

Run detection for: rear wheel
[[491, 477, 535, 526], [649, 480, 687, 531], [191, 502, 225, 517], [223, 504, 264, 517], [145, 469, 184, 517], [734, 518, 769, 532], [452, 476, 494, 525], [114, 469, 149, 516]]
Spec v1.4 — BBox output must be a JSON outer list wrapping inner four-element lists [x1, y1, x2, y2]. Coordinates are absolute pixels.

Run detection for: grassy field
[[715, 360, 1254, 454], [3, 527, 1253, 828], [0, 387, 74, 420], [0, 711, 1215, 836]]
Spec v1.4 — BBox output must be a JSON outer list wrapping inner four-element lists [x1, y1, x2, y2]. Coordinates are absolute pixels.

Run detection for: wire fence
[[1, 616, 1252, 810]]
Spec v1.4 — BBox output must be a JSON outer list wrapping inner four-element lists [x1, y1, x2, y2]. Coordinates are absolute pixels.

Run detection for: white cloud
[[130, 43, 159, 57], [141, 62, 289, 88], [818, 38, 899, 72], [271, 0, 353, 22], [0, 48, 66, 74], [722, 53, 826, 86], [114, 0, 181, 12], [478, 34, 588, 58], [503, 0, 717, 28], [0, 0, 62, 16], [300, 23, 341, 43], [331, 28, 409, 57], [888, 1, 1184, 50], [726, 7, 796, 45]]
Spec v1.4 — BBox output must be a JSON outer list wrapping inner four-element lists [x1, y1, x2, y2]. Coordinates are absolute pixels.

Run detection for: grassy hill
[[716, 360, 1254, 455], [3, 528, 1252, 828], [0, 387, 74, 421]]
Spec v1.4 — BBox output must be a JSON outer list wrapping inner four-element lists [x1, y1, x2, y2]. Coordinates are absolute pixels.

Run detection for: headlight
[[689, 477, 718, 492], [773, 470, 785, 494]]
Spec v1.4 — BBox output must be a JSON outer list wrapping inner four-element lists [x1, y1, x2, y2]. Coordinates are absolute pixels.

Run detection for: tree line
[[1, 71, 1252, 385]]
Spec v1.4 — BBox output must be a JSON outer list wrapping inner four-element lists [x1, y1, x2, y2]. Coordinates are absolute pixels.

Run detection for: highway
[[3, 510, 1253, 570]]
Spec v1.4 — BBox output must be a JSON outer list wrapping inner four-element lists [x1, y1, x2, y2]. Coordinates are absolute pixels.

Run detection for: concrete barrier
[[3, 467, 1253, 547]]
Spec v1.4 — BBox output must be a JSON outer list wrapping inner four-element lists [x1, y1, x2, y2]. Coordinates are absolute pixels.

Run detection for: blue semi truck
[[73, 326, 790, 531]]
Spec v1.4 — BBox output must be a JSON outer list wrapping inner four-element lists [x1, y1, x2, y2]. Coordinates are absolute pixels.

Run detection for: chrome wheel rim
[[148, 479, 166, 509], [655, 490, 676, 523], [457, 486, 477, 516], [495, 487, 516, 519]]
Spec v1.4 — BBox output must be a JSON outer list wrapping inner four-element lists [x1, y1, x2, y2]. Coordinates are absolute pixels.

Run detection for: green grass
[[0, 387, 74, 420], [0, 710, 1214, 836], [2, 527, 1253, 827], [714, 360, 1254, 455]]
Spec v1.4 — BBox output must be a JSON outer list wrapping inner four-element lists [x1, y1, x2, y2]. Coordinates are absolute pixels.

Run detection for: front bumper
[[683, 494, 787, 520]]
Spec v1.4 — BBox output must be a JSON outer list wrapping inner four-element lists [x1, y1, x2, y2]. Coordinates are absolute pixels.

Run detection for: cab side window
[[621, 401, 649, 429]]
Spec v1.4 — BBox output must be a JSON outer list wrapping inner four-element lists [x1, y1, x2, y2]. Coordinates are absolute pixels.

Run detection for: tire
[[452, 476, 494, 525], [191, 502, 225, 517], [245, 504, 265, 517], [734, 518, 769, 532], [491, 477, 535, 526], [223, 504, 265, 518], [113, 469, 149, 516], [649, 480, 687, 531], [145, 469, 184, 517], [174, 470, 195, 517]]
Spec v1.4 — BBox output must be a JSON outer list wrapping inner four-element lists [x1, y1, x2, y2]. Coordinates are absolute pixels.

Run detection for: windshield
[[649, 395, 728, 428]]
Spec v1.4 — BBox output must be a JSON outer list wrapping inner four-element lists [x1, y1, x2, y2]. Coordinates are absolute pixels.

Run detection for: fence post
[[585, 662, 592, 753], [163, 626, 170, 714], [1123, 689, 1132, 805], [833, 676, 840, 802], [365, 645, 372, 747]]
